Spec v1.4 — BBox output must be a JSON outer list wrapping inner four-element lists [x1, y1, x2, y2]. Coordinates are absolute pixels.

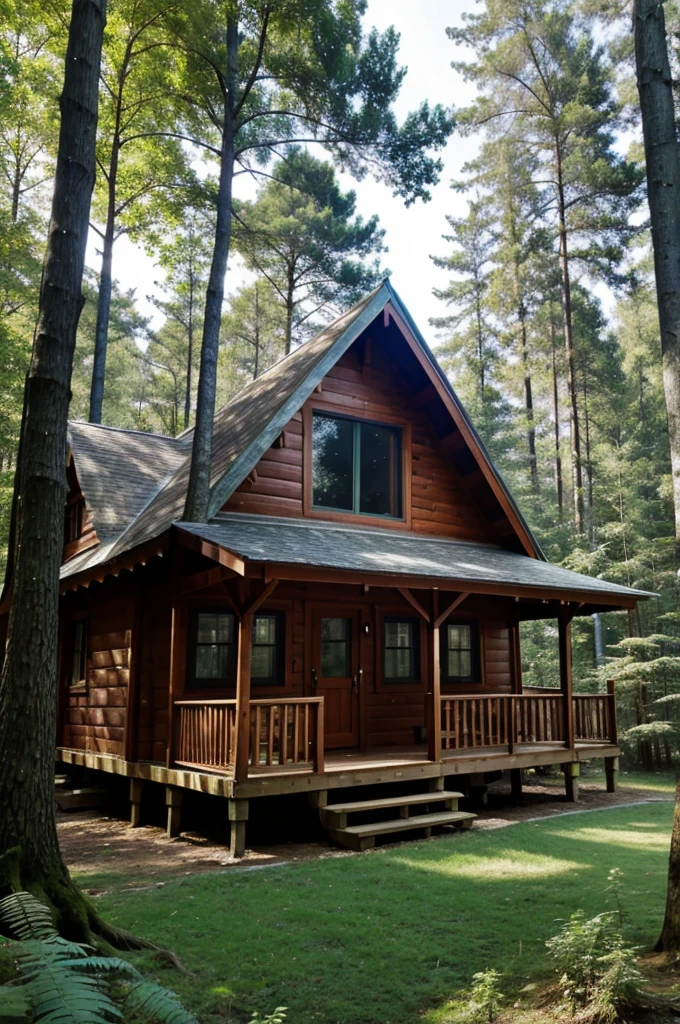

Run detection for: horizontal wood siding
[[64, 598, 133, 756], [223, 344, 495, 543], [483, 622, 512, 693]]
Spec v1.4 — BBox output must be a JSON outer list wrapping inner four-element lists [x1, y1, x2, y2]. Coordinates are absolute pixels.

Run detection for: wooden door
[[311, 609, 360, 749]]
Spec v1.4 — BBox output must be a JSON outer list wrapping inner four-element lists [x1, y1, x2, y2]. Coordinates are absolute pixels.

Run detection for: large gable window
[[312, 412, 402, 518]]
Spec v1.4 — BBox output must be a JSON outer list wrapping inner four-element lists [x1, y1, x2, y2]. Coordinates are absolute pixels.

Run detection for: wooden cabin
[[49, 281, 649, 856]]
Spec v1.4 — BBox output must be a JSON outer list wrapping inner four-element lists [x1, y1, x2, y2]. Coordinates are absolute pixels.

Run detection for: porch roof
[[177, 513, 654, 607]]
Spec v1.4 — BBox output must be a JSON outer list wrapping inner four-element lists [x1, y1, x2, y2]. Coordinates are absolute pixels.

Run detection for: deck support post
[[563, 762, 580, 802], [234, 613, 254, 784], [165, 786, 183, 838], [469, 772, 488, 806], [129, 778, 144, 827], [558, 610, 575, 750], [428, 591, 442, 763], [228, 799, 249, 859], [510, 768, 522, 799], [605, 756, 619, 793]]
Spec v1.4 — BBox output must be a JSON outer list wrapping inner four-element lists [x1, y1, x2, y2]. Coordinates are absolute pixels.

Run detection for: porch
[[171, 686, 619, 780]]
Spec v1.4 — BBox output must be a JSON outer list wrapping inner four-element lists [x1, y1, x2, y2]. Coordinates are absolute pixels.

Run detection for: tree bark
[[635, 0, 680, 555], [635, 2, 680, 950], [657, 777, 680, 950], [183, 265, 195, 430], [183, 17, 237, 523], [556, 142, 585, 535], [89, 221, 114, 423], [0, 0, 107, 932], [551, 312, 564, 517]]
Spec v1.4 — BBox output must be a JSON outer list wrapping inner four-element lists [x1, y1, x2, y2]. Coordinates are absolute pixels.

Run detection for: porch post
[[428, 591, 442, 762], [558, 609, 575, 750], [234, 612, 253, 783]]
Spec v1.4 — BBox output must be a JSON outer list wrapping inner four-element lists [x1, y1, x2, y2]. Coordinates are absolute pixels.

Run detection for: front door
[[311, 609, 360, 749]]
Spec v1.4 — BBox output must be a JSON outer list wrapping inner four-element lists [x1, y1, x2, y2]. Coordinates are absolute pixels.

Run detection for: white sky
[[85, 1, 482, 341]]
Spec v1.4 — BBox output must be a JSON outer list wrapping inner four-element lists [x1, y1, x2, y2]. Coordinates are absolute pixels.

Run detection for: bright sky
[[85, 1, 479, 342]]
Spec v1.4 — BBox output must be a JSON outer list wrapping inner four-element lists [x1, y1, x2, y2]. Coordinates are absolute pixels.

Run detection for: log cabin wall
[[222, 341, 498, 544], [62, 591, 134, 756]]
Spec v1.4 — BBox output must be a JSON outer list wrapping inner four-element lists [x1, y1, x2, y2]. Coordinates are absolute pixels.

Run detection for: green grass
[[81, 803, 674, 1024], [535, 763, 677, 794]]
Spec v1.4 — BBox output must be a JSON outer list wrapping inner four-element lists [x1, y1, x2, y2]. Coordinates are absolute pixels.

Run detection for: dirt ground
[[57, 773, 673, 896]]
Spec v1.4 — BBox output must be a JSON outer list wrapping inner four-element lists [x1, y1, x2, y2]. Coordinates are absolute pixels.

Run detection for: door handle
[[311, 668, 317, 695], [352, 669, 363, 692]]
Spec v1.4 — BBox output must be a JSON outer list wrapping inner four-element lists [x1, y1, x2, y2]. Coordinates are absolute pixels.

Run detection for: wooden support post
[[165, 786, 182, 838], [558, 610, 575, 750], [129, 778, 143, 828], [234, 613, 254, 784], [428, 591, 442, 763], [563, 762, 580, 803], [605, 756, 619, 793], [228, 799, 249, 859], [510, 768, 522, 799], [469, 772, 488, 806], [428, 776, 445, 792]]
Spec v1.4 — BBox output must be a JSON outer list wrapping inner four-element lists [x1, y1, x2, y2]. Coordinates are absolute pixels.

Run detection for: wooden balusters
[[573, 692, 617, 743], [173, 696, 325, 774], [174, 700, 236, 770], [440, 694, 567, 752]]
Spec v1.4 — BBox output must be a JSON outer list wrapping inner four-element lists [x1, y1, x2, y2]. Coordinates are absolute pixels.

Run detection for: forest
[[3, 2, 680, 1023], [1, 0, 678, 769]]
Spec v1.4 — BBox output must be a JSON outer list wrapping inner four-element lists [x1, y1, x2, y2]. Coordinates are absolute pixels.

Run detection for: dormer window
[[311, 412, 403, 519], [64, 498, 84, 545]]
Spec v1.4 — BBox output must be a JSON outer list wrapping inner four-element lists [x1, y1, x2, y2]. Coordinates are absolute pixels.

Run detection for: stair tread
[[338, 810, 476, 837], [325, 791, 463, 815]]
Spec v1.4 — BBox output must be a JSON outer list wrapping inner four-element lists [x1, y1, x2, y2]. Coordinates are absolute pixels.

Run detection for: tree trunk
[[183, 266, 195, 430], [183, 17, 237, 523], [555, 149, 584, 534], [285, 266, 294, 355], [551, 311, 564, 517], [635, 0, 680, 556], [635, 2, 680, 950], [89, 221, 114, 423], [253, 282, 260, 378], [0, 0, 107, 934], [519, 303, 538, 493], [657, 778, 680, 950]]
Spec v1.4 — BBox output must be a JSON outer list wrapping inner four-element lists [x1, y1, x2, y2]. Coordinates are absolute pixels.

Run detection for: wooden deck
[[58, 737, 620, 802]]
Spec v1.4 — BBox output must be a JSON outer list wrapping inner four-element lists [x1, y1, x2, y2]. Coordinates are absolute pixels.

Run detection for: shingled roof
[[68, 421, 188, 542], [177, 514, 655, 603], [60, 280, 649, 612]]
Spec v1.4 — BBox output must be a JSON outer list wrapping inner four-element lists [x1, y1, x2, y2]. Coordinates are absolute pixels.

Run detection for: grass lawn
[[534, 763, 677, 795], [81, 802, 674, 1024]]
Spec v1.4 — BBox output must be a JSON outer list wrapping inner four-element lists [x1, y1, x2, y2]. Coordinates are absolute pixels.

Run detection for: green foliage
[[0, 891, 198, 1024], [455, 969, 505, 1024], [546, 910, 642, 1017], [234, 147, 386, 350]]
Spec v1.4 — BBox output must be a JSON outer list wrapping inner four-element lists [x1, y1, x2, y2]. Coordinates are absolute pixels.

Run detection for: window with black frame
[[312, 411, 403, 518], [383, 617, 420, 682], [251, 612, 284, 687], [70, 620, 87, 689], [189, 611, 237, 687], [441, 621, 480, 683]]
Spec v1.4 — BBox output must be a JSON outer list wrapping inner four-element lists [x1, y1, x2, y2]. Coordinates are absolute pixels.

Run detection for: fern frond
[[0, 891, 56, 940], [16, 945, 122, 1024], [64, 955, 140, 977], [124, 978, 199, 1024]]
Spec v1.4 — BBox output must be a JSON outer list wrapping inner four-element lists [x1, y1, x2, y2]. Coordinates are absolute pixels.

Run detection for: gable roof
[[62, 280, 544, 583], [67, 421, 188, 541]]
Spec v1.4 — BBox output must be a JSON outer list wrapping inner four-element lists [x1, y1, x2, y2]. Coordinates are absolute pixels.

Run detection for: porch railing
[[440, 686, 617, 754], [173, 697, 324, 773]]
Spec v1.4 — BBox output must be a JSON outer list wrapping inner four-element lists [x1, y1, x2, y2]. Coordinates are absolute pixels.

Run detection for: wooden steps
[[55, 786, 108, 812], [320, 786, 476, 850]]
